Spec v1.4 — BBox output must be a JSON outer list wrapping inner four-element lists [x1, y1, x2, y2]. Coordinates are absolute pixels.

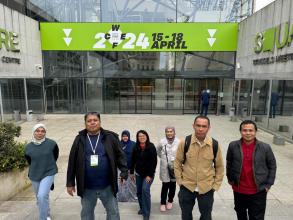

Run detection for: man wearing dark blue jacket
[[226, 120, 277, 220]]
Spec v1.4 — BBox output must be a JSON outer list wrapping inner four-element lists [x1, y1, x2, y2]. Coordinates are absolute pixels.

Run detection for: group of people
[[24, 112, 277, 220]]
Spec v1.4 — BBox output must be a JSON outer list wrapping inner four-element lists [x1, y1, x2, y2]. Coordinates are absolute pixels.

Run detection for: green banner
[[40, 23, 238, 51]]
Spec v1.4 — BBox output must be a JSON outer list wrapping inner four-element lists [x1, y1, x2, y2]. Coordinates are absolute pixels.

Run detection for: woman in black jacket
[[130, 130, 157, 220]]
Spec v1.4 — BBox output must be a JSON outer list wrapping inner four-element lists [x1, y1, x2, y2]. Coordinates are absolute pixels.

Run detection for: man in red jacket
[[226, 120, 277, 220]]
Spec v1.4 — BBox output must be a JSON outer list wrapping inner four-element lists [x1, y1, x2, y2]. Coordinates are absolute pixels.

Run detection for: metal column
[[249, 80, 255, 118], [0, 83, 4, 122], [24, 78, 28, 111], [266, 80, 273, 127]]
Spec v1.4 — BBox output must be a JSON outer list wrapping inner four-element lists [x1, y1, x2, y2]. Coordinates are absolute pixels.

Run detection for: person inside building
[[200, 90, 210, 116]]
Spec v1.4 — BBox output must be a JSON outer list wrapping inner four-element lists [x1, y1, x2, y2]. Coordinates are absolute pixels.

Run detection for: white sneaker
[[47, 217, 51, 220]]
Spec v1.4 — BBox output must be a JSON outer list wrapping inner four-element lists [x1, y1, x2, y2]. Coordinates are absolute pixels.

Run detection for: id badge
[[90, 155, 99, 166]]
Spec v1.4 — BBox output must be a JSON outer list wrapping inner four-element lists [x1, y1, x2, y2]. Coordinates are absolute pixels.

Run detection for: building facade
[[235, 0, 293, 139], [0, 0, 253, 120]]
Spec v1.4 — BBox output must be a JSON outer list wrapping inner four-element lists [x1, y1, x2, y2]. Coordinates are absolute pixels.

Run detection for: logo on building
[[63, 29, 72, 46], [0, 27, 20, 52], [253, 22, 293, 65], [207, 29, 217, 47], [254, 22, 293, 53]]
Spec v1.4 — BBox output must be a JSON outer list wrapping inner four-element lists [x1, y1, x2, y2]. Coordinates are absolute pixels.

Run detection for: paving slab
[[1, 114, 293, 219]]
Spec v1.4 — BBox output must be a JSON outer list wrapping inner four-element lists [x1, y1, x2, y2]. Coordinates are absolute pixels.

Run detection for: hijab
[[31, 123, 47, 145], [165, 126, 176, 144]]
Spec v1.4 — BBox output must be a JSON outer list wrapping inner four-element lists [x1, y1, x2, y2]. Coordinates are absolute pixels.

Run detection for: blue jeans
[[31, 175, 54, 220], [81, 186, 120, 220], [136, 175, 153, 219]]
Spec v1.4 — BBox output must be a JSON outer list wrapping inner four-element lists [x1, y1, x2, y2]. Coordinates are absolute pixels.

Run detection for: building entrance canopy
[[40, 23, 238, 52]]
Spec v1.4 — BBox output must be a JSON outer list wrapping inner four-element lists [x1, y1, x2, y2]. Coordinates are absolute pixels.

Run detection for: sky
[[254, 0, 276, 12]]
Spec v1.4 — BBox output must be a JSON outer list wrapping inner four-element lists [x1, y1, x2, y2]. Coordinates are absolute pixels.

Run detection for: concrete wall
[[0, 3, 43, 78], [236, 0, 293, 80], [0, 168, 30, 201]]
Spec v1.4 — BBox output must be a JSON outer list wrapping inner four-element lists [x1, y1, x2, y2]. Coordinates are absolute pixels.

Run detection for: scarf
[[31, 123, 47, 145]]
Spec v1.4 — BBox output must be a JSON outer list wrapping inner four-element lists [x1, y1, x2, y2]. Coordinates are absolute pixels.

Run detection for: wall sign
[[40, 23, 238, 51], [253, 22, 293, 65], [0, 27, 20, 52]]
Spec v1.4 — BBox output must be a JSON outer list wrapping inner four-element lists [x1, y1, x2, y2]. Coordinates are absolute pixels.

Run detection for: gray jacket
[[226, 139, 277, 192]]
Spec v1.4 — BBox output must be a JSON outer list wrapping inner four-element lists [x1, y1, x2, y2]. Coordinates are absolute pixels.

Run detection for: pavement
[[1, 114, 293, 220]]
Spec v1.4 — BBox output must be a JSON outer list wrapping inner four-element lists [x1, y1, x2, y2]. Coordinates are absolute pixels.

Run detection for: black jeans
[[178, 185, 214, 220], [160, 181, 176, 205], [234, 190, 267, 220]]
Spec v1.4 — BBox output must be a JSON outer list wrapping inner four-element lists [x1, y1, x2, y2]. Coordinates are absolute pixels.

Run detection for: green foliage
[[0, 123, 27, 172]]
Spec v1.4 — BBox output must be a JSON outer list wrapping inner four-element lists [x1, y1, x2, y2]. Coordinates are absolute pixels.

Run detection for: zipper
[[238, 142, 243, 190]]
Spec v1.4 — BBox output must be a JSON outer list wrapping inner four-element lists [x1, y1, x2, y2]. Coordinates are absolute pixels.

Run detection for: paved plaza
[[1, 114, 293, 219]]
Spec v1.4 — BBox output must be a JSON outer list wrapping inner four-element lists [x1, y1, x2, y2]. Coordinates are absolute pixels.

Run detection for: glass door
[[45, 78, 69, 113], [183, 79, 200, 114], [136, 79, 153, 114], [199, 79, 219, 115], [120, 79, 136, 113]]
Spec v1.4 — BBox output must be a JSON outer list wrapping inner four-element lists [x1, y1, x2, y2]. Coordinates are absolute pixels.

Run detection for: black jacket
[[66, 128, 128, 197], [130, 143, 157, 178], [226, 139, 277, 192]]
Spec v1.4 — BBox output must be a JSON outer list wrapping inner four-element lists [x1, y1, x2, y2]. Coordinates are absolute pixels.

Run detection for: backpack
[[183, 135, 218, 168]]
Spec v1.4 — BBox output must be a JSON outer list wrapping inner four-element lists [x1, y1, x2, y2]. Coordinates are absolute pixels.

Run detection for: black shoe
[[138, 210, 143, 215]]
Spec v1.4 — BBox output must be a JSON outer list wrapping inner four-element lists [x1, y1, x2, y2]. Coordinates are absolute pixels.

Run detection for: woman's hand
[[67, 186, 76, 196], [145, 176, 152, 183]]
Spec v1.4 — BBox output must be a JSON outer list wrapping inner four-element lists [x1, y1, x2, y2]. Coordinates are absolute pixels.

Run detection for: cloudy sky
[[254, 0, 276, 12]]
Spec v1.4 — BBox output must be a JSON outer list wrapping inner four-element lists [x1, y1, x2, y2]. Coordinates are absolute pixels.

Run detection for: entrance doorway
[[183, 79, 219, 114]]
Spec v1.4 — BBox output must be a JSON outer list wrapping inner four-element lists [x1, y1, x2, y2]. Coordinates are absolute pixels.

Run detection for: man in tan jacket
[[174, 115, 224, 220]]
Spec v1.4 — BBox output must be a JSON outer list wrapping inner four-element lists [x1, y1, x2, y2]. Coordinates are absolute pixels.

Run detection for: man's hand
[[265, 187, 269, 192], [120, 176, 126, 185], [67, 186, 76, 196], [130, 174, 135, 182], [145, 176, 152, 183]]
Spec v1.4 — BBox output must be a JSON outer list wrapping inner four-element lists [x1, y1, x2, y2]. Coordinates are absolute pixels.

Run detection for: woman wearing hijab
[[130, 130, 157, 220], [25, 123, 59, 220], [117, 130, 137, 202], [156, 126, 179, 212]]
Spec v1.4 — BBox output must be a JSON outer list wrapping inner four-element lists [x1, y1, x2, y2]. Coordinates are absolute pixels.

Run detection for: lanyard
[[87, 133, 100, 154]]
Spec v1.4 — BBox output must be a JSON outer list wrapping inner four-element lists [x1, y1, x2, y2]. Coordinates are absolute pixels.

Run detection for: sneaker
[[137, 209, 143, 215], [47, 217, 51, 220], [166, 202, 173, 210], [160, 204, 166, 212]]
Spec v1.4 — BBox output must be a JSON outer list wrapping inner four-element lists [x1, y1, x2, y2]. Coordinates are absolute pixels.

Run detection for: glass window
[[26, 79, 44, 113], [28, 0, 101, 22], [0, 79, 25, 121], [104, 78, 120, 113], [177, 0, 253, 22], [175, 52, 235, 78], [100, 0, 176, 22], [103, 52, 175, 78], [85, 78, 103, 113]]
